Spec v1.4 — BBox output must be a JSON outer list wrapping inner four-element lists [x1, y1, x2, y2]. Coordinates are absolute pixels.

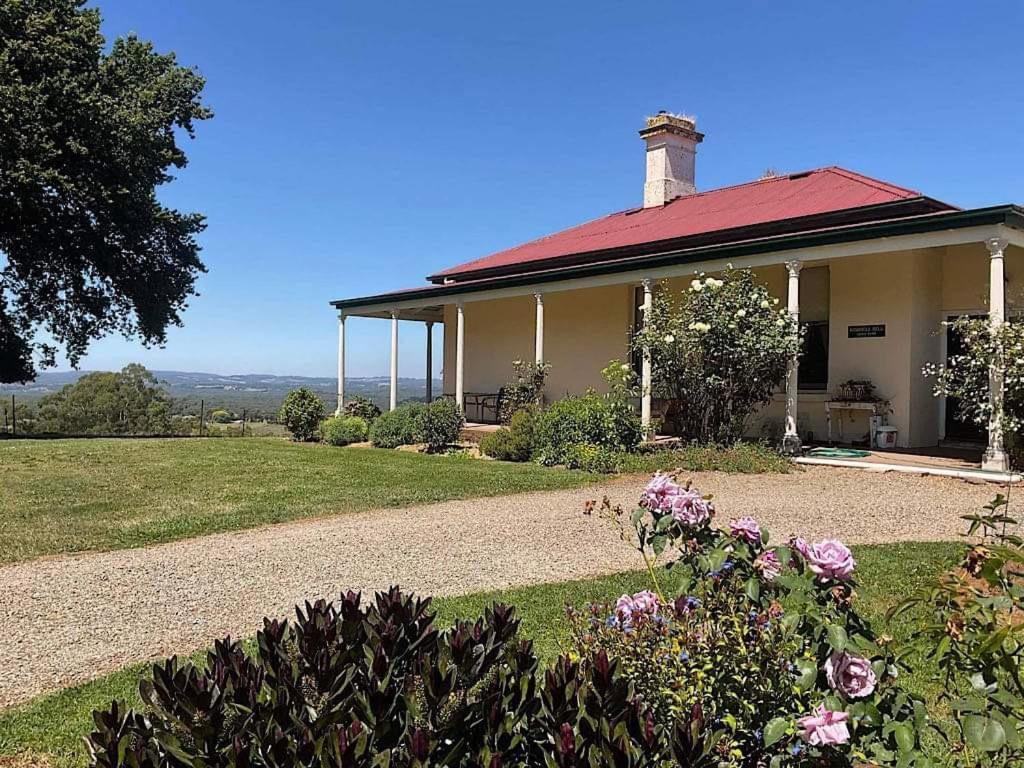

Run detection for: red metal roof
[[430, 167, 951, 282]]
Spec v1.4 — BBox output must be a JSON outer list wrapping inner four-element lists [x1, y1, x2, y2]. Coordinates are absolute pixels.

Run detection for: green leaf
[[763, 717, 789, 747], [892, 723, 915, 754], [963, 715, 1006, 753], [744, 577, 760, 602], [826, 624, 848, 652], [795, 659, 817, 691]]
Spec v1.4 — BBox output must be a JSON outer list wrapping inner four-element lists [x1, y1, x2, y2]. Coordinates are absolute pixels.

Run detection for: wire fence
[[0, 394, 288, 439]]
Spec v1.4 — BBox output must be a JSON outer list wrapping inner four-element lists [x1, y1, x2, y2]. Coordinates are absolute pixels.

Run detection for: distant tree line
[[2, 364, 258, 436]]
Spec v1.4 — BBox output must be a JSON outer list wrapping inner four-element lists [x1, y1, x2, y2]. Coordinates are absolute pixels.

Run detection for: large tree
[[36, 363, 173, 435], [0, 0, 212, 383]]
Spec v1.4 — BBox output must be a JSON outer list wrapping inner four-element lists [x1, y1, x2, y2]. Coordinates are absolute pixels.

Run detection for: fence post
[[199, 399, 205, 437], [241, 409, 246, 438], [11, 394, 15, 437]]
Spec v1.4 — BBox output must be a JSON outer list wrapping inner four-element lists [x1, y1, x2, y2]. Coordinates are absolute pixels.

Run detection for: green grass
[[0, 438, 600, 564], [0, 541, 962, 767], [618, 442, 792, 474]]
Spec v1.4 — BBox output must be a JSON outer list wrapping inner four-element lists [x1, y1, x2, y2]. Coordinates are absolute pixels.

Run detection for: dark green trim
[[330, 205, 1024, 310]]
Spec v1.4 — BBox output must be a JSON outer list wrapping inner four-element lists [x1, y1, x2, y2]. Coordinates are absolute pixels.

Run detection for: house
[[331, 113, 1024, 470]]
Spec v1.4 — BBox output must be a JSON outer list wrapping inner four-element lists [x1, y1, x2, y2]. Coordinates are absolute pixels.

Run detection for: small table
[[825, 400, 886, 446]]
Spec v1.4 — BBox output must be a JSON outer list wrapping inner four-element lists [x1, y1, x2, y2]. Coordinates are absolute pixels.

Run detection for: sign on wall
[[848, 324, 886, 339]]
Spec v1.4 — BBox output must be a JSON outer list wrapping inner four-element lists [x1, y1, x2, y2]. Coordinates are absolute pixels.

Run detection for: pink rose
[[754, 550, 781, 581], [614, 590, 660, 625], [825, 651, 877, 699], [807, 539, 856, 581], [730, 516, 761, 544], [797, 704, 850, 746], [641, 472, 680, 509], [668, 490, 712, 527]]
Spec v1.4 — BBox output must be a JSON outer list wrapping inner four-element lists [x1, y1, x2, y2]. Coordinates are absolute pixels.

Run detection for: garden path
[[0, 466, 994, 709]]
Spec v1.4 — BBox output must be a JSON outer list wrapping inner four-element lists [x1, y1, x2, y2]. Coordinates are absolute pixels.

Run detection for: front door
[[943, 315, 987, 443]]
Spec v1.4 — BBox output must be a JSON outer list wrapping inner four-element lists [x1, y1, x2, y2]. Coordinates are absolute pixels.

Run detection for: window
[[797, 266, 830, 391], [799, 321, 829, 390]]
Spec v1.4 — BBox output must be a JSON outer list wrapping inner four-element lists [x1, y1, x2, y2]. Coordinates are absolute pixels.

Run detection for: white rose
[[760, 300, 771, 309], [736, 309, 747, 318], [690, 279, 703, 292], [664, 334, 675, 343]]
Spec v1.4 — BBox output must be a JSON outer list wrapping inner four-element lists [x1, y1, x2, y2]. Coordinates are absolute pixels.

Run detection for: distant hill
[[1, 370, 443, 420]]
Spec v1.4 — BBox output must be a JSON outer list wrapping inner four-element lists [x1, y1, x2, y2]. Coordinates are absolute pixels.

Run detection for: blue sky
[[67, 0, 1024, 378]]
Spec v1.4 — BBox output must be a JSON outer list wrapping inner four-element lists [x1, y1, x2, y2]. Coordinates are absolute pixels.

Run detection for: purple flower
[[825, 651, 877, 699], [641, 472, 680, 509], [668, 490, 713, 527], [641, 473, 712, 527], [797, 705, 850, 746], [614, 590, 660, 626], [807, 539, 856, 581], [754, 550, 781, 581], [730, 516, 761, 544]]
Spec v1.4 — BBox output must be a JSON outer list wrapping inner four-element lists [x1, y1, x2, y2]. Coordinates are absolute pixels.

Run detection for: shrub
[[368, 402, 424, 448], [278, 388, 326, 442], [562, 442, 619, 473], [343, 394, 382, 423], [895, 492, 1024, 764], [86, 588, 669, 768], [209, 409, 233, 424], [580, 472, 932, 766], [924, 316, 1024, 467], [631, 268, 799, 443], [499, 359, 550, 423], [535, 392, 641, 466], [420, 397, 465, 451], [480, 406, 537, 462], [320, 415, 369, 446]]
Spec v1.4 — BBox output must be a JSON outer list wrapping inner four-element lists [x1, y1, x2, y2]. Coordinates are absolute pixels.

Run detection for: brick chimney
[[639, 112, 704, 207]]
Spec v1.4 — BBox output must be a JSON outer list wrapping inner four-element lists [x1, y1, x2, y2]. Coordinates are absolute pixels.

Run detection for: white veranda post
[[425, 321, 434, 403], [534, 293, 545, 364], [640, 279, 653, 437], [336, 313, 346, 415], [984, 237, 1009, 472], [455, 303, 465, 410], [389, 311, 399, 412], [783, 260, 802, 454]]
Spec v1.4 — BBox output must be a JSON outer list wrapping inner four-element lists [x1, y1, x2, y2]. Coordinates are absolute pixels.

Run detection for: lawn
[[0, 540, 962, 768], [0, 438, 600, 564]]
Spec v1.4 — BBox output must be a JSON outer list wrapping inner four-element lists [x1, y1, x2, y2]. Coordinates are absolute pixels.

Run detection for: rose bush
[[579, 471, 932, 766], [631, 268, 799, 444], [894, 492, 1024, 764]]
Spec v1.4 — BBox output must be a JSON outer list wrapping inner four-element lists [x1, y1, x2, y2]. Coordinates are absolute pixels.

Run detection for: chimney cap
[[639, 112, 704, 142]]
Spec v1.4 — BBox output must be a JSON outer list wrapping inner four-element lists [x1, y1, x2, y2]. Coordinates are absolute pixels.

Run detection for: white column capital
[[785, 259, 803, 278], [534, 292, 544, 303], [987, 237, 1009, 258], [641, 278, 653, 292]]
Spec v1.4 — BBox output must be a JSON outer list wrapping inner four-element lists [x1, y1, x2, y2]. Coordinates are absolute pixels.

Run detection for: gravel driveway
[[0, 466, 996, 709]]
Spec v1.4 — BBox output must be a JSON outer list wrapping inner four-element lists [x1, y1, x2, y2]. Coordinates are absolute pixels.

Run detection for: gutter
[[330, 204, 1024, 310]]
